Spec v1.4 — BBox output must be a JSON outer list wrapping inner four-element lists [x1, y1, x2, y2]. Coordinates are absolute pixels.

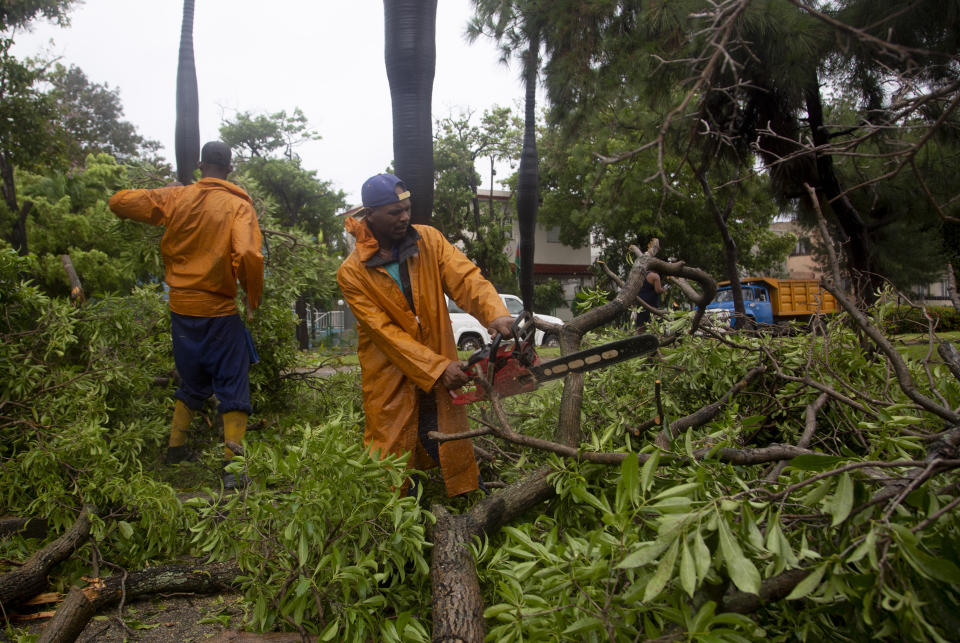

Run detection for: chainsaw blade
[[530, 334, 659, 383]]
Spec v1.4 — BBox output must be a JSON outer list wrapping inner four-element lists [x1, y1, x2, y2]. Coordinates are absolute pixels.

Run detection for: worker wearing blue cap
[[338, 173, 513, 496]]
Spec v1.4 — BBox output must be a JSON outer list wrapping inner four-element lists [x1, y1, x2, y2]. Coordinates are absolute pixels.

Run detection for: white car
[[448, 293, 563, 351]]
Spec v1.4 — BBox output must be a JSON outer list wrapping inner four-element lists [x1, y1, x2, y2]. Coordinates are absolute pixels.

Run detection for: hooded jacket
[[337, 218, 510, 496], [109, 178, 264, 317]]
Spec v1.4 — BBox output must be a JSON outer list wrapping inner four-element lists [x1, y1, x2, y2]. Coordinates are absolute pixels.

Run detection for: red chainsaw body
[[449, 343, 540, 405]]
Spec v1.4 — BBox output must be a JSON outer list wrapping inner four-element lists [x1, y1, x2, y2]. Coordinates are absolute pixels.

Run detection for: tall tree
[[0, 0, 76, 255], [384, 0, 437, 226], [523, 0, 959, 303], [47, 64, 163, 166], [432, 106, 521, 284], [469, 1, 544, 312], [174, 0, 199, 185]]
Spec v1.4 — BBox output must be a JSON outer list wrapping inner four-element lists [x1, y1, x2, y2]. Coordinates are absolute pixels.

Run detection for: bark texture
[[0, 506, 94, 612], [175, 0, 200, 185], [384, 0, 438, 226], [430, 467, 555, 641], [38, 561, 241, 643], [516, 36, 540, 312]]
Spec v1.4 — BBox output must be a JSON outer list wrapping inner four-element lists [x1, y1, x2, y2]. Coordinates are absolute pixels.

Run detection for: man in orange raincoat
[[109, 141, 264, 490], [337, 173, 513, 497]]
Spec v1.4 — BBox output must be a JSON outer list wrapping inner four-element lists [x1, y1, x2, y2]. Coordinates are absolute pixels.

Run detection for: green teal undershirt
[[383, 260, 402, 290]]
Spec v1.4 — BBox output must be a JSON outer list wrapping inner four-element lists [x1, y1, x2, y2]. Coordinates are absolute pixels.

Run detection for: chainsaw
[[450, 312, 659, 405]]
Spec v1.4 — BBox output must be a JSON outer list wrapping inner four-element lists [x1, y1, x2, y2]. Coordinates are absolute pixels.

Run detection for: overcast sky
[[12, 0, 527, 203]]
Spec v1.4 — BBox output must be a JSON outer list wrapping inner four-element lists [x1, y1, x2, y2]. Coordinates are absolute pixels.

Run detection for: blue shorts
[[170, 312, 254, 414]]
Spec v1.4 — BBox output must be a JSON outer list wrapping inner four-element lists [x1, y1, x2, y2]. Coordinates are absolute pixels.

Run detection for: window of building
[[547, 226, 562, 243]]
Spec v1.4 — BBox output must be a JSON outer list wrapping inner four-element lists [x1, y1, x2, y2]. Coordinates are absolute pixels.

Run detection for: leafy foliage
[[433, 107, 522, 289], [192, 412, 433, 639], [471, 313, 960, 640]]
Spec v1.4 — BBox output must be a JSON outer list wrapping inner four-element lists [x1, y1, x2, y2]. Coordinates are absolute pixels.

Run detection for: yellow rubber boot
[[222, 411, 248, 460], [164, 401, 195, 465], [169, 400, 194, 447]]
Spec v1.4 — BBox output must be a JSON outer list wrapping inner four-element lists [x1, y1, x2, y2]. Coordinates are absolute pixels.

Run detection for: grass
[[892, 331, 960, 363]]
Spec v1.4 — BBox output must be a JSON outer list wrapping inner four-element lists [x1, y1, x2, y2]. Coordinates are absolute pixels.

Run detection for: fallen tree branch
[[0, 505, 95, 614], [766, 393, 830, 481], [668, 366, 766, 438], [430, 467, 555, 642], [721, 568, 813, 614], [59, 255, 85, 308], [38, 561, 241, 643], [939, 342, 960, 385], [823, 280, 959, 425]]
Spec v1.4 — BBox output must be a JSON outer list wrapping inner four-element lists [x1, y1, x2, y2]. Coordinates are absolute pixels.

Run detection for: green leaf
[[653, 482, 700, 501], [644, 538, 680, 602], [693, 529, 711, 582], [717, 514, 761, 595], [785, 564, 826, 600], [680, 539, 697, 598], [117, 520, 134, 540], [562, 616, 604, 635], [641, 449, 660, 494], [617, 541, 670, 569], [822, 473, 854, 526], [319, 620, 339, 642], [691, 601, 717, 634], [786, 454, 847, 471], [897, 535, 960, 584], [618, 452, 639, 511]]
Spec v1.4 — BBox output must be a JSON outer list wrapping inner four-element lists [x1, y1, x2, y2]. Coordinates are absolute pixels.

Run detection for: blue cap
[[361, 173, 410, 208]]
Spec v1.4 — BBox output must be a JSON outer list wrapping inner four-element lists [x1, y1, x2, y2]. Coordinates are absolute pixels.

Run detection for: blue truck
[[706, 278, 838, 328]]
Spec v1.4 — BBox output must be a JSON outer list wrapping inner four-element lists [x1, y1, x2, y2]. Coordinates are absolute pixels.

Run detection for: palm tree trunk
[[384, 0, 437, 226], [175, 0, 200, 185], [516, 35, 540, 311]]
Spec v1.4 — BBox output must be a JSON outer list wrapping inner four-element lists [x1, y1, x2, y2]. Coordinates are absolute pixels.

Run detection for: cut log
[[430, 507, 485, 642], [0, 506, 94, 612], [430, 467, 555, 642], [37, 561, 241, 643]]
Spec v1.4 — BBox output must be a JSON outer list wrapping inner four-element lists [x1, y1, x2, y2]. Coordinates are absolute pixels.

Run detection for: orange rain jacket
[[109, 178, 264, 317], [337, 219, 510, 496]]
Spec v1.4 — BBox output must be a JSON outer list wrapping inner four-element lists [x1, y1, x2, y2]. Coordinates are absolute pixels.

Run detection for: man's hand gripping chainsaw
[[450, 312, 659, 405]]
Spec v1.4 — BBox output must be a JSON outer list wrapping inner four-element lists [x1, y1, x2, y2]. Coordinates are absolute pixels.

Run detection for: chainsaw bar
[[530, 334, 659, 383]]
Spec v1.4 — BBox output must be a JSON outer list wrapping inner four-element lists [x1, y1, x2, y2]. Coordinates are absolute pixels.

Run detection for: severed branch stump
[[0, 505, 94, 614], [430, 468, 555, 642], [59, 254, 85, 307], [38, 561, 242, 643]]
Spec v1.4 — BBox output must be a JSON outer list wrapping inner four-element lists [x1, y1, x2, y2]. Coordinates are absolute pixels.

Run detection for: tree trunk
[[384, 0, 437, 226], [0, 152, 32, 256], [516, 36, 540, 312], [804, 80, 881, 303], [38, 561, 241, 643], [295, 297, 309, 350], [0, 516, 48, 540], [175, 0, 200, 185], [695, 170, 746, 325], [430, 467, 555, 641], [0, 505, 94, 611], [946, 262, 960, 313]]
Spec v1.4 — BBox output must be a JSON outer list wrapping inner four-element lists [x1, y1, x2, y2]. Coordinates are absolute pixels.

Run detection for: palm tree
[[384, 0, 438, 226], [468, 1, 542, 311], [175, 0, 199, 185]]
